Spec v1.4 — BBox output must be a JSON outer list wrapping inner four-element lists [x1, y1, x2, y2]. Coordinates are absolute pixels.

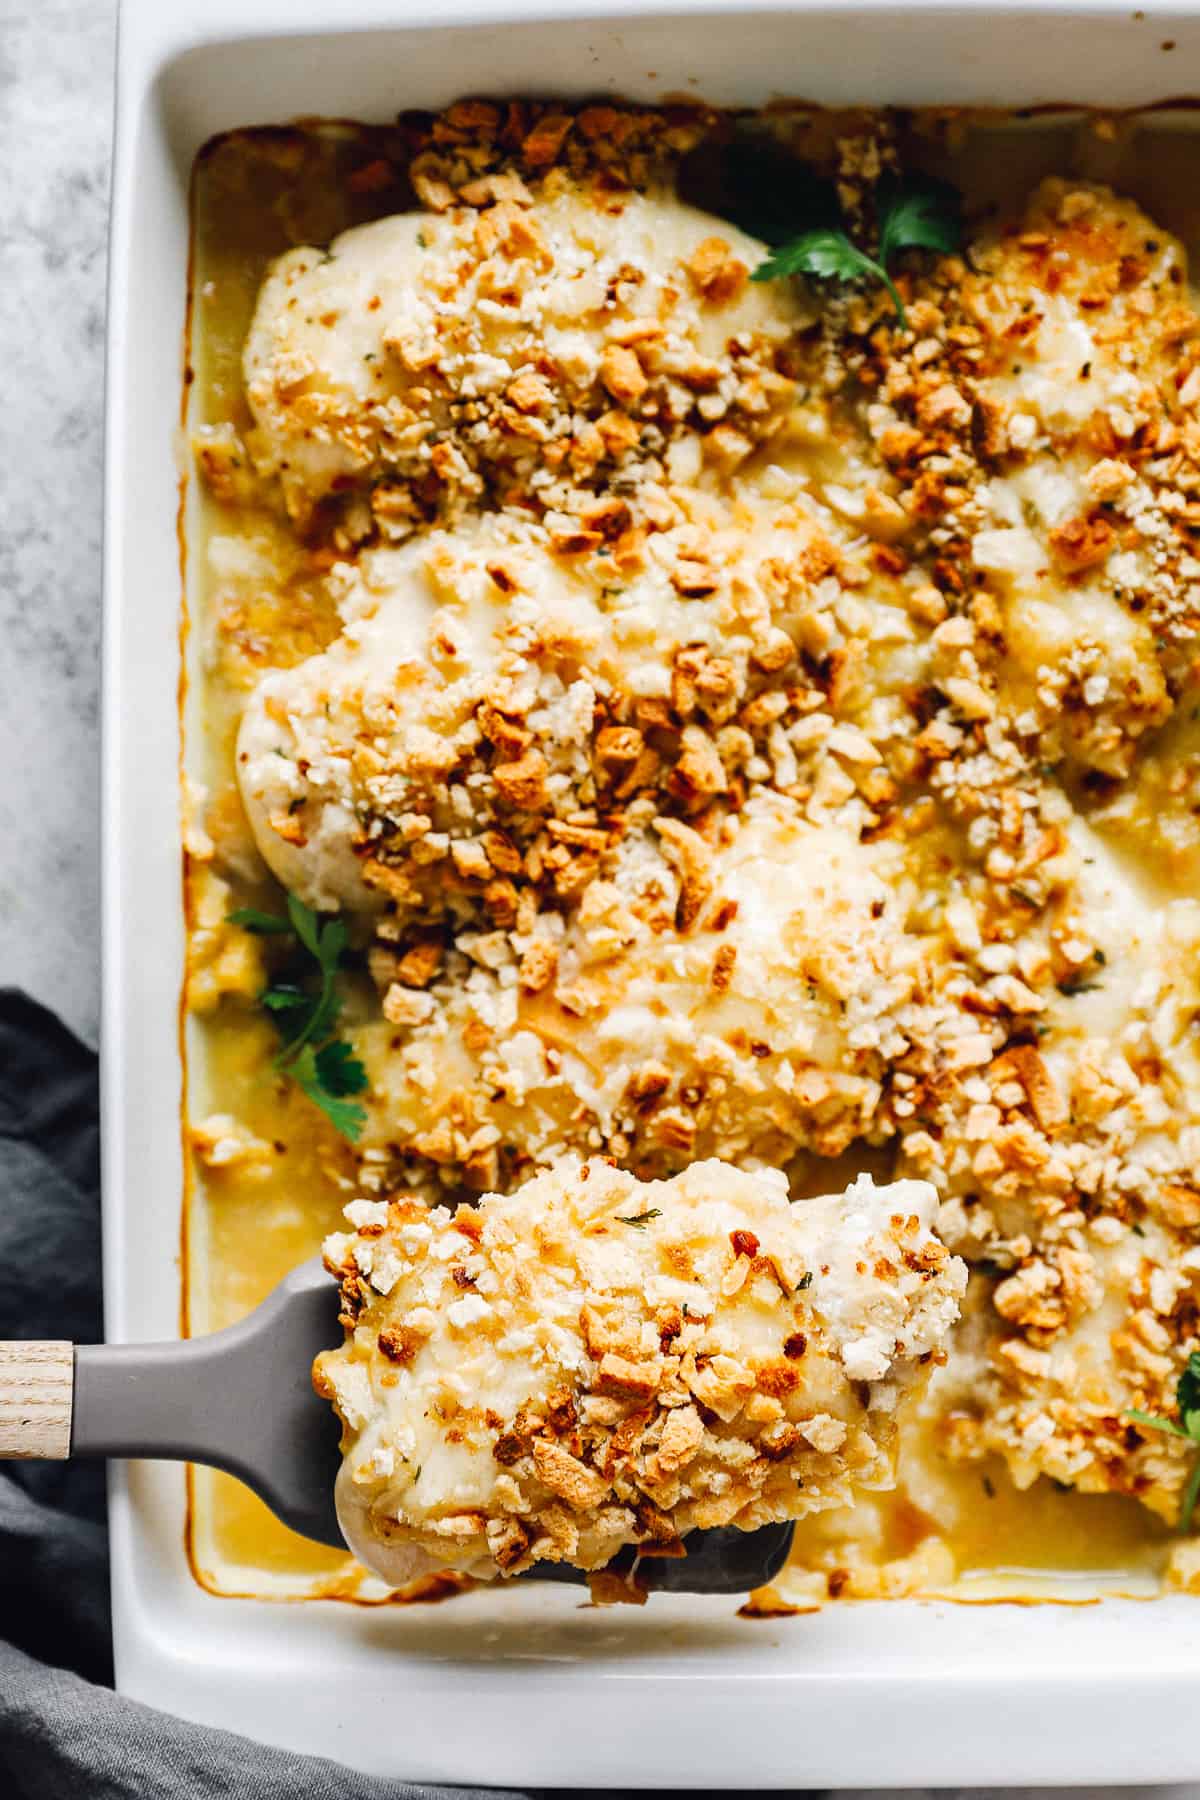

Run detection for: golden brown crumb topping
[[193, 102, 1200, 1557]]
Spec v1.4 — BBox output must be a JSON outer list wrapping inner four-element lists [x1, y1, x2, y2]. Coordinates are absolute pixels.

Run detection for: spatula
[[0, 1256, 794, 1595]]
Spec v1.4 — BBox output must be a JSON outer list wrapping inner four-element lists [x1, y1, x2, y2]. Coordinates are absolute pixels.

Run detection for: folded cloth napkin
[[0, 989, 538, 1800]]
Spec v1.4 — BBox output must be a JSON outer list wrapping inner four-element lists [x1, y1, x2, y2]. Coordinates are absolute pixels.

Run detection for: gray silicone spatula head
[[73, 1258, 345, 1547], [71, 1258, 794, 1593]]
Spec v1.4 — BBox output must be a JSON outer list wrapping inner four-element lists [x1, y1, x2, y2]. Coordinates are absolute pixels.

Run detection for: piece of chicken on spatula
[[315, 1158, 966, 1591]]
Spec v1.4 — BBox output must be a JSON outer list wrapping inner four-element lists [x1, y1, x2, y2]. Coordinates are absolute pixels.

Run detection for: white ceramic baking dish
[[104, 0, 1200, 1781]]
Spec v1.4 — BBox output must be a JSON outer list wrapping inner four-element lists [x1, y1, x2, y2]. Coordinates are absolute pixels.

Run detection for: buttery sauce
[[184, 110, 1200, 1605]]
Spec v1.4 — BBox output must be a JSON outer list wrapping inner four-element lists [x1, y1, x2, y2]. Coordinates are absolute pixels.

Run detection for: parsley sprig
[[229, 894, 368, 1141], [1127, 1351, 1200, 1531], [751, 176, 962, 329]]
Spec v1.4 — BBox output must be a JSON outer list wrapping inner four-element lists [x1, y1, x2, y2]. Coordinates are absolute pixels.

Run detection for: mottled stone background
[[0, 0, 114, 1046]]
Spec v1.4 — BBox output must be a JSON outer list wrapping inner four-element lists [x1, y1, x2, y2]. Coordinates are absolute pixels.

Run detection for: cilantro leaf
[[284, 973, 342, 1056], [616, 1208, 663, 1228], [260, 983, 312, 1014], [1126, 1351, 1200, 1530], [318, 917, 348, 971], [289, 1046, 368, 1142], [753, 227, 877, 286], [753, 226, 906, 324], [1178, 1350, 1200, 1417], [751, 174, 962, 328], [1126, 1408, 1189, 1440], [227, 893, 368, 1143], [285, 892, 323, 959], [313, 1039, 369, 1098], [877, 175, 963, 265], [270, 906, 346, 1058], [228, 907, 294, 935]]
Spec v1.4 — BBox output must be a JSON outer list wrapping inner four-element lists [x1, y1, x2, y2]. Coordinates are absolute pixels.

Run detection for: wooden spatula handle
[[0, 1341, 73, 1458]]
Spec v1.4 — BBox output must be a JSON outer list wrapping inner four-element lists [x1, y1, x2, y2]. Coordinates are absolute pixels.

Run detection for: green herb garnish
[[616, 1208, 663, 1228], [260, 983, 309, 1013], [796, 1270, 814, 1291], [755, 227, 909, 323], [751, 176, 962, 328], [230, 894, 368, 1141], [228, 907, 296, 935], [876, 178, 964, 269], [1127, 1351, 1200, 1531]]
